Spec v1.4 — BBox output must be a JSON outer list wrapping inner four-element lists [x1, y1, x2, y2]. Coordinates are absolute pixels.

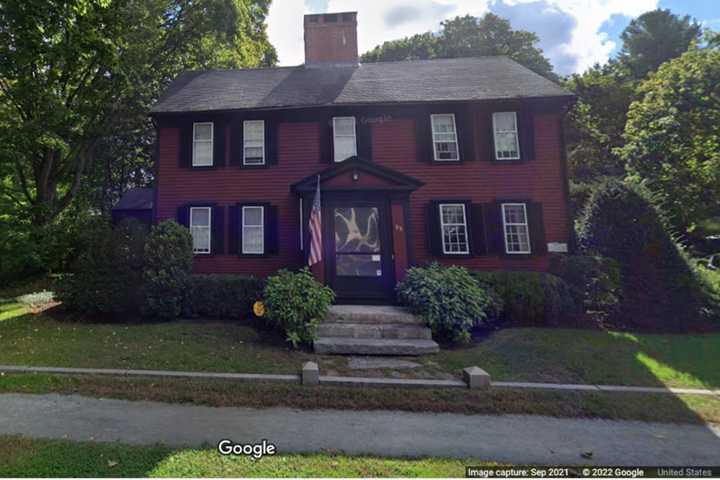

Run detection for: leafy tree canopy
[[361, 13, 556, 80], [0, 0, 276, 225], [620, 48, 720, 234]]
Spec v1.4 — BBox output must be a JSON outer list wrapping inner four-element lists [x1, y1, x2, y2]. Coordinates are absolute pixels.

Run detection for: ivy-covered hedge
[[184, 274, 264, 319]]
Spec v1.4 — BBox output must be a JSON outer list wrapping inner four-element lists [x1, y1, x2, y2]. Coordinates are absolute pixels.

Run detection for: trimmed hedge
[[184, 274, 264, 319], [473, 271, 579, 327], [550, 254, 621, 312]]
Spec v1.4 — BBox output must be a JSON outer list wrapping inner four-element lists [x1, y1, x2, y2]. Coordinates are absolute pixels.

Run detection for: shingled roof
[[150, 56, 572, 114]]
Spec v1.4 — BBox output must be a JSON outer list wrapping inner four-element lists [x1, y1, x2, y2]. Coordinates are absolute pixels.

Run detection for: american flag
[[308, 176, 322, 266]]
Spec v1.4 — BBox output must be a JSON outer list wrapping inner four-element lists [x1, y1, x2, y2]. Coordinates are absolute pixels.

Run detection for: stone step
[[317, 322, 432, 340], [326, 305, 423, 325], [314, 337, 440, 356]]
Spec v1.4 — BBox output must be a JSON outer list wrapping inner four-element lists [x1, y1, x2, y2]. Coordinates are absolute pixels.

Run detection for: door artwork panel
[[334, 207, 382, 277]]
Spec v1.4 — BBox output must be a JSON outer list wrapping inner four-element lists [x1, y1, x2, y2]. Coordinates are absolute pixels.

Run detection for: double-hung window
[[502, 203, 531, 254], [333, 117, 357, 162], [439, 203, 469, 254], [242, 206, 264, 254], [190, 207, 211, 254], [192, 122, 213, 167], [431, 114, 459, 161], [492, 112, 520, 160], [243, 120, 265, 165]]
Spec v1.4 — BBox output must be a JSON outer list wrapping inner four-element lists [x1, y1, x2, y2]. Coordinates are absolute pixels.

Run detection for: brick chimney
[[304, 12, 358, 66]]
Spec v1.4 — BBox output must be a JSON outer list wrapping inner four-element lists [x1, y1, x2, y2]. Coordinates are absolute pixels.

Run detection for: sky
[[267, 0, 719, 75]]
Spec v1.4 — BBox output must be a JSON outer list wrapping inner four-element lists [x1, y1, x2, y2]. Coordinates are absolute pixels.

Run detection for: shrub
[[397, 263, 492, 343], [142, 220, 193, 320], [550, 255, 622, 311], [56, 218, 147, 316], [577, 179, 708, 330], [185, 274, 265, 319], [473, 271, 579, 327], [263, 268, 335, 348]]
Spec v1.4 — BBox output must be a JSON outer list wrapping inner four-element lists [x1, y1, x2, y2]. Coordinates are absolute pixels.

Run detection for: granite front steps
[[314, 305, 439, 355]]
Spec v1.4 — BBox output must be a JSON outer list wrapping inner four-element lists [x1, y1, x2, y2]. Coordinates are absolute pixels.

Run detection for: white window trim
[[439, 203, 470, 255], [242, 205, 265, 255], [192, 122, 214, 167], [333, 116, 357, 162], [243, 120, 265, 166], [189, 206, 212, 255], [431, 113, 460, 162], [492, 112, 521, 161], [501, 203, 531, 255]]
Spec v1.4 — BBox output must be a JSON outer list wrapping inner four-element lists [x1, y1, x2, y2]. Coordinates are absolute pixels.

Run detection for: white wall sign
[[547, 242, 569, 253]]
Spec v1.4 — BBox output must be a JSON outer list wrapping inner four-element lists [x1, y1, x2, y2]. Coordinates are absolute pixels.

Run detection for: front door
[[325, 198, 395, 303]]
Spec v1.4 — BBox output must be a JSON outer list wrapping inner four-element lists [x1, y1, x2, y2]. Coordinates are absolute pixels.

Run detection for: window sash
[[192, 122, 214, 167], [333, 117, 357, 162], [501, 203, 531, 254], [189, 206, 212, 254], [492, 112, 521, 160], [243, 120, 265, 165], [242, 206, 264, 254], [439, 203, 469, 255], [431, 114, 460, 162]]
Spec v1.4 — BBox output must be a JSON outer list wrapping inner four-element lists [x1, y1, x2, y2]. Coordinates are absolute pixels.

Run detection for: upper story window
[[502, 203, 531, 254], [190, 207, 211, 254], [243, 120, 265, 165], [333, 116, 357, 162], [192, 122, 214, 167], [439, 203, 469, 254], [431, 114, 459, 161], [242, 206, 264, 254], [492, 112, 520, 160]]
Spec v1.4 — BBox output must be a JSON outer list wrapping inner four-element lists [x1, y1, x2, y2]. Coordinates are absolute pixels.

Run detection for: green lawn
[[0, 435, 475, 477]]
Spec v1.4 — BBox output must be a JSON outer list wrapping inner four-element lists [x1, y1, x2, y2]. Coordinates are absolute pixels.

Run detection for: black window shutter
[[416, 113, 433, 163], [230, 119, 244, 166], [484, 202, 504, 254], [266, 120, 279, 165], [518, 110, 535, 162], [487, 112, 498, 162], [265, 205, 279, 254], [228, 205, 239, 254], [179, 122, 193, 168], [237, 204, 245, 254], [320, 117, 333, 163], [211, 206, 225, 254], [213, 119, 226, 167], [470, 203, 487, 255], [357, 119, 372, 161], [425, 201, 442, 256], [176, 205, 189, 227], [527, 201, 547, 255], [457, 108, 476, 162]]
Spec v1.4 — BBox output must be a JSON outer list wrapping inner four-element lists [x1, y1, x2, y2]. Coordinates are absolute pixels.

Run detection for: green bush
[[397, 263, 492, 343], [263, 268, 335, 348], [577, 179, 708, 330], [56, 218, 148, 316], [550, 255, 622, 311], [142, 220, 193, 320], [473, 271, 579, 327], [184, 274, 264, 319]]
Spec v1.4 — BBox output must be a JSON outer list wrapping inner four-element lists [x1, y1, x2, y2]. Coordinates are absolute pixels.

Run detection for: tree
[[619, 48, 720, 234], [0, 0, 276, 225], [361, 14, 555, 80], [619, 9, 701, 79]]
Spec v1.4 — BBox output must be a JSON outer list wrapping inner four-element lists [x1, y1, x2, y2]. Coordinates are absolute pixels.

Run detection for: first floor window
[[190, 207, 211, 254], [333, 116, 357, 162], [439, 203, 469, 254], [243, 120, 265, 165], [242, 206, 264, 254], [502, 203, 531, 254], [192, 122, 213, 166], [492, 112, 520, 160], [431, 114, 459, 161]]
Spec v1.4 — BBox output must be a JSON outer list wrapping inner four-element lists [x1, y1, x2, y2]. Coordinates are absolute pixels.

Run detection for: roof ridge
[[360, 55, 510, 66]]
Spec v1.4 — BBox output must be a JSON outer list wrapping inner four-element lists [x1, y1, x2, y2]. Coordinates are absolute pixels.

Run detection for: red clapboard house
[[147, 12, 575, 304]]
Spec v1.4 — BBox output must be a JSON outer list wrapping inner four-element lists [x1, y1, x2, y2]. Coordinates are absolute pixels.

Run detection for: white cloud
[[267, 0, 660, 74]]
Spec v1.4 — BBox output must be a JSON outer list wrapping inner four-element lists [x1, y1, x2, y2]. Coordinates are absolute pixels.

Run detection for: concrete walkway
[[1, 393, 719, 465]]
